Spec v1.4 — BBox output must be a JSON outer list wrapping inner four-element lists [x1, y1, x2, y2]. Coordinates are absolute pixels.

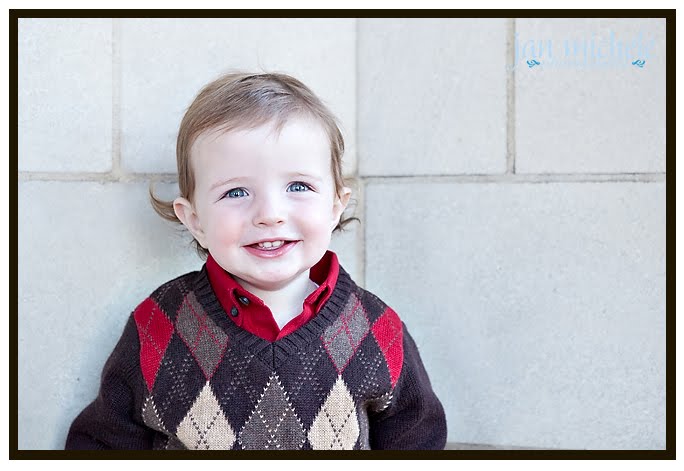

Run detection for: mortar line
[[362, 174, 666, 184], [17, 172, 179, 183], [506, 18, 516, 174]]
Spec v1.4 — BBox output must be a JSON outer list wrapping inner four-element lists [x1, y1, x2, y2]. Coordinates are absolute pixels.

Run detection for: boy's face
[[174, 117, 351, 294]]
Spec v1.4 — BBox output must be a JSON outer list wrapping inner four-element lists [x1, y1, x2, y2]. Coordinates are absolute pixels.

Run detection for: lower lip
[[243, 241, 298, 258]]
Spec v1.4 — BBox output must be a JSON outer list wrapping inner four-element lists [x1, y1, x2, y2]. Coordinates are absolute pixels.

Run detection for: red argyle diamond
[[371, 307, 404, 387], [133, 297, 174, 391]]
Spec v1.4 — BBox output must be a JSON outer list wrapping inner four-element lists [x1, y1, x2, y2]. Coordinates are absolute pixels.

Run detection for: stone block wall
[[18, 17, 666, 450]]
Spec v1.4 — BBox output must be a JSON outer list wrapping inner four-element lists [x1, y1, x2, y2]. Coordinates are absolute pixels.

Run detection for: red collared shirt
[[205, 250, 339, 342]]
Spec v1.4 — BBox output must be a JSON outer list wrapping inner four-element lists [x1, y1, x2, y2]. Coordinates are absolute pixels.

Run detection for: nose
[[252, 192, 286, 227]]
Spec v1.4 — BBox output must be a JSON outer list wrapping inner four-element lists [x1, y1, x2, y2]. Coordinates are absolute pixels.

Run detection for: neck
[[238, 272, 318, 328]]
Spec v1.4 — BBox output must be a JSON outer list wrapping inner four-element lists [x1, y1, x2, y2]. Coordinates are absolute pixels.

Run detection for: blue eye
[[224, 188, 248, 198], [287, 182, 311, 192]]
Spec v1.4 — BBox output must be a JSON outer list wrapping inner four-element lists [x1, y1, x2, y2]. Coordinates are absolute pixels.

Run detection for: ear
[[173, 197, 208, 248], [331, 187, 352, 231]]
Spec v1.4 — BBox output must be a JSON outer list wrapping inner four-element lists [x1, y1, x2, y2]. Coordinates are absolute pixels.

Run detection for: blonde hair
[[150, 72, 356, 258]]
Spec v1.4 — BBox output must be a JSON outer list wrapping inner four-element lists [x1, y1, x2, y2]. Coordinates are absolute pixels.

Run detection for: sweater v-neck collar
[[193, 260, 355, 367], [204, 251, 339, 342]]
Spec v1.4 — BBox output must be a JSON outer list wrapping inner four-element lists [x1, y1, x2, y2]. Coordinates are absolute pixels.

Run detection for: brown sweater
[[65, 265, 447, 450]]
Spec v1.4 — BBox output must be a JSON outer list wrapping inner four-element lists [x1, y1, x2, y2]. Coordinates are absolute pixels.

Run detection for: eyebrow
[[210, 178, 241, 191], [209, 173, 323, 191], [291, 172, 323, 183]]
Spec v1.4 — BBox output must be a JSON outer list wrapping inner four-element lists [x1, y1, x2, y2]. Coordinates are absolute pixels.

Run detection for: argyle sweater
[[65, 265, 447, 450]]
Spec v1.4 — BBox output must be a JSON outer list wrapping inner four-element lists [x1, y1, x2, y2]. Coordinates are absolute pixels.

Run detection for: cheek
[[296, 200, 337, 234], [204, 208, 243, 244]]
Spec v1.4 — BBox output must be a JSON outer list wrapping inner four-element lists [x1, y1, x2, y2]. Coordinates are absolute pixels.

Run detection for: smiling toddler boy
[[65, 72, 447, 450]]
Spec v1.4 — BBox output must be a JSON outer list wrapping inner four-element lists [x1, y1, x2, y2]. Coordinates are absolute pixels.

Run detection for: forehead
[[217, 117, 327, 150], [190, 117, 331, 173]]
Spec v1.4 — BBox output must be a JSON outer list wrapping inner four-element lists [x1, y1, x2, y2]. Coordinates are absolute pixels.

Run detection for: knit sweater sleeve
[[368, 326, 447, 450], [65, 315, 154, 450]]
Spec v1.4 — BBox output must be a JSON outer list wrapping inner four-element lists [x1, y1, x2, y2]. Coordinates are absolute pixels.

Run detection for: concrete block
[[18, 19, 113, 173], [515, 18, 665, 173], [120, 19, 356, 176], [358, 18, 507, 176], [365, 180, 665, 449], [18, 181, 202, 449]]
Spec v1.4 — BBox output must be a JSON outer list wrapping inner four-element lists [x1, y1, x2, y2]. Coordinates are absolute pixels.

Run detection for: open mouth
[[251, 240, 288, 250], [244, 240, 298, 257], [248, 240, 296, 250]]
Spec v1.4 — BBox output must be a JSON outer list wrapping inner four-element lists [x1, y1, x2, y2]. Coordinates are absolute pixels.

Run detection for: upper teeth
[[258, 240, 285, 249]]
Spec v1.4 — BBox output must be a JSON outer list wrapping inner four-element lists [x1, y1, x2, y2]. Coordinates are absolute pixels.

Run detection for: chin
[[247, 271, 302, 289]]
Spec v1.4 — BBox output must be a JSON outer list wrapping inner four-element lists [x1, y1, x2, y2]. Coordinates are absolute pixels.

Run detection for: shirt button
[[230, 306, 239, 317], [238, 296, 250, 306]]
